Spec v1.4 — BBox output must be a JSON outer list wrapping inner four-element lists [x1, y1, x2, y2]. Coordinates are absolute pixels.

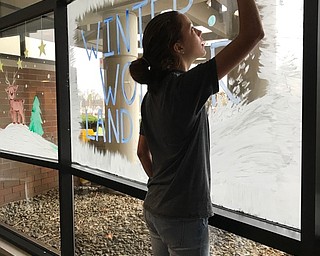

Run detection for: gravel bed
[[0, 186, 291, 255]]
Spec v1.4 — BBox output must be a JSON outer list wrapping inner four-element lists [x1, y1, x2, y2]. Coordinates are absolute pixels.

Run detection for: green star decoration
[[39, 40, 46, 56], [0, 60, 3, 72], [17, 58, 23, 69], [24, 48, 29, 58]]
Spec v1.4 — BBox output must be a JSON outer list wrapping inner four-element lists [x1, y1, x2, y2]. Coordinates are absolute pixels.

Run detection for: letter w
[[100, 64, 120, 106], [81, 21, 101, 60]]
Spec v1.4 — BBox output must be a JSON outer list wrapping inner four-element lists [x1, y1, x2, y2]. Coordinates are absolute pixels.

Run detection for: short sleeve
[[139, 121, 145, 136], [175, 57, 219, 114]]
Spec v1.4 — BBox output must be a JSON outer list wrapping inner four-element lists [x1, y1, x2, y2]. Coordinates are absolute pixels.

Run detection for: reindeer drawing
[[4, 71, 25, 124]]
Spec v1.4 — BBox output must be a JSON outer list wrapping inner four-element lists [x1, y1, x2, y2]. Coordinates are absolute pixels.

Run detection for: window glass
[[68, 1, 145, 183], [0, 158, 60, 253], [0, 14, 58, 160], [210, 0, 302, 229], [73, 178, 147, 255], [73, 180, 290, 255], [68, 0, 302, 230], [0, 0, 42, 18]]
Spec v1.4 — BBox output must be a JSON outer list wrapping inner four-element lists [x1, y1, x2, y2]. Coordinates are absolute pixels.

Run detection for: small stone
[[0, 186, 292, 256]]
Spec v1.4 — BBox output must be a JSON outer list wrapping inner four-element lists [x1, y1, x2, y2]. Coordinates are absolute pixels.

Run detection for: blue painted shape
[[219, 80, 241, 105], [120, 108, 133, 144], [107, 108, 120, 143], [122, 62, 137, 105], [150, 0, 156, 18], [132, 0, 148, 48], [210, 40, 241, 105], [103, 16, 115, 58], [177, 0, 193, 13], [81, 21, 100, 60], [208, 15, 216, 27], [85, 110, 96, 141], [100, 64, 120, 106], [96, 108, 106, 142], [116, 9, 130, 54]]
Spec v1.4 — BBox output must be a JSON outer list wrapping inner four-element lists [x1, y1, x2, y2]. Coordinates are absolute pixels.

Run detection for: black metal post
[[316, 0, 320, 254], [54, 0, 75, 255], [301, 0, 319, 255]]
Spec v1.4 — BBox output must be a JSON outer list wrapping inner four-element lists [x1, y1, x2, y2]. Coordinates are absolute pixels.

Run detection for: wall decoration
[[4, 71, 25, 124], [24, 22, 29, 58], [38, 16, 46, 56], [0, 13, 58, 161], [68, 0, 302, 229], [24, 49, 29, 58], [17, 58, 23, 69], [29, 96, 44, 136], [0, 123, 58, 159], [39, 40, 46, 56]]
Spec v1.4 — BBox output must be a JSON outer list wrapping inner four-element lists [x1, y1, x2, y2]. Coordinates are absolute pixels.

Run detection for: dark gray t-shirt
[[140, 58, 219, 218]]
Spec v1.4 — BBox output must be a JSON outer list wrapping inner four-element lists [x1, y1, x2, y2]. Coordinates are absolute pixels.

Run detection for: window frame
[[0, 0, 319, 255]]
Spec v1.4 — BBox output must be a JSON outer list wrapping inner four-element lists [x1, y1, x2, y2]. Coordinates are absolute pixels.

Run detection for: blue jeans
[[143, 208, 209, 256]]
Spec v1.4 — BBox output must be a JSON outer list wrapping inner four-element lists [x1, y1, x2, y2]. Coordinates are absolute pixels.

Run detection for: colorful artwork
[[4, 71, 25, 124], [68, 0, 302, 229], [0, 55, 57, 159], [29, 96, 44, 136]]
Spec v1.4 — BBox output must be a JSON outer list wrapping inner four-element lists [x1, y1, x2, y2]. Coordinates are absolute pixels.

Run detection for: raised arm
[[215, 0, 264, 80]]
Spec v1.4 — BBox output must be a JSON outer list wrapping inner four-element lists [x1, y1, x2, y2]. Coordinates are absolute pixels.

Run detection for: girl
[[130, 1, 264, 255]]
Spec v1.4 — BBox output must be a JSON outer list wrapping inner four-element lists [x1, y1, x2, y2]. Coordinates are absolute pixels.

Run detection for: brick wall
[[0, 63, 59, 206], [0, 65, 57, 143], [0, 158, 59, 206]]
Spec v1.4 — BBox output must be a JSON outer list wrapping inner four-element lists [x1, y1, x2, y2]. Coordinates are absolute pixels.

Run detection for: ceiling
[[75, 0, 239, 56], [0, 0, 239, 57]]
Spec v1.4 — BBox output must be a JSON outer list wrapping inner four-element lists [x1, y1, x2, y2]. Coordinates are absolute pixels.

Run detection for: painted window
[[68, 0, 302, 230], [0, 14, 58, 160]]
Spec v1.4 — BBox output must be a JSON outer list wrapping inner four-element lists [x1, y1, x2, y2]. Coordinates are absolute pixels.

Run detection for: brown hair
[[129, 11, 183, 92]]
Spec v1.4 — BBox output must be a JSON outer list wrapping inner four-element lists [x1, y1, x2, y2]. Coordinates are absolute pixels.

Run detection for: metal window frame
[[0, 0, 319, 255]]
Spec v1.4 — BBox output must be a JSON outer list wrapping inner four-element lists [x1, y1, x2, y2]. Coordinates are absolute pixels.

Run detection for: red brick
[[48, 182, 58, 190], [12, 184, 25, 193], [10, 161, 27, 169], [16, 170, 27, 179], [0, 195, 5, 206], [2, 159, 12, 164], [0, 163, 11, 171], [24, 176, 34, 183], [40, 168, 51, 173], [42, 176, 55, 185], [5, 191, 22, 203], [27, 179, 41, 190], [5, 168, 20, 178], [34, 184, 49, 193], [19, 189, 30, 199], [26, 168, 39, 176], [0, 187, 13, 195], [4, 180, 20, 188], [21, 165, 35, 173], [34, 172, 48, 180]]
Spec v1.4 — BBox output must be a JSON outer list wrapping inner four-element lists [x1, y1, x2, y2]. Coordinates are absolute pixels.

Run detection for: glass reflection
[[0, 0, 42, 18]]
